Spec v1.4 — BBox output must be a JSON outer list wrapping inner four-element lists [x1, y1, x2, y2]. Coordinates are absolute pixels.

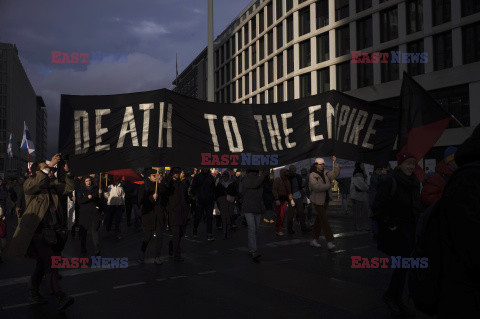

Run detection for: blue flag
[[20, 121, 35, 154]]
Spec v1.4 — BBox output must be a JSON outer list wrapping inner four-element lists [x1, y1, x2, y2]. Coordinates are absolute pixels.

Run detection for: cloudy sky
[[0, 0, 251, 155]]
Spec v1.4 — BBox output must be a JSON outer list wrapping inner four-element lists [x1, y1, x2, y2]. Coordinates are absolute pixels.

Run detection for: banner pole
[[99, 173, 102, 188], [451, 115, 471, 137]]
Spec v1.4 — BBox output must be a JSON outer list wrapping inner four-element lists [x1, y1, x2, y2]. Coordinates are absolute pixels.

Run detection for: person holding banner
[[137, 169, 167, 265], [190, 168, 216, 241], [309, 156, 340, 251], [103, 175, 125, 240]]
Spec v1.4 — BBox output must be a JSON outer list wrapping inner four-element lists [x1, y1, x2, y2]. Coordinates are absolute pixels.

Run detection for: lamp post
[[207, 0, 214, 102]]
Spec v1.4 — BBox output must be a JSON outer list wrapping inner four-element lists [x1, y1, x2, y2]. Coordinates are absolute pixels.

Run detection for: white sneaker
[[154, 257, 163, 265], [310, 239, 321, 248], [276, 231, 284, 236], [327, 242, 336, 251]]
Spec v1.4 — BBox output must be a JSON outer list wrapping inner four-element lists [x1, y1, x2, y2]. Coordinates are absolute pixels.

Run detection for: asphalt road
[[0, 202, 430, 319]]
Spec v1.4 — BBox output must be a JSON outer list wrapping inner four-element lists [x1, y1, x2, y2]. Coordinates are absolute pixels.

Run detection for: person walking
[[215, 171, 237, 239], [262, 171, 275, 224], [137, 169, 167, 265], [165, 167, 190, 262], [76, 176, 101, 255], [350, 163, 370, 231], [309, 156, 340, 251], [288, 165, 309, 233], [8, 154, 75, 310], [272, 168, 291, 236], [372, 152, 422, 317], [103, 176, 125, 240], [369, 165, 385, 239], [301, 168, 313, 225], [190, 168, 216, 241], [240, 169, 266, 262]]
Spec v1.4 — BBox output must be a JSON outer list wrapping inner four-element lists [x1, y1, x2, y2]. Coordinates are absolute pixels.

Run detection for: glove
[[275, 200, 281, 206]]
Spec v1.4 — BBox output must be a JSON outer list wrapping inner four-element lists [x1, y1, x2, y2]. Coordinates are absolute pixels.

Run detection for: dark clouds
[[0, 0, 251, 156]]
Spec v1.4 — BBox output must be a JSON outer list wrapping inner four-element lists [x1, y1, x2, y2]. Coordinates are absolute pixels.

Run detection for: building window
[[215, 71, 219, 88], [286, 0, 293, 12], [287, 78, 295, 100], [221, 67, 225, 85], [267, 3, 273, 26], [276, 0, 283, 19], [259, 10, 265, 33], [231, 38, 235, 56], [434, 31, 452, 71], [317, 67, 330, 93], [226, 41, 230, 59], [407, 39, 425, 75], [357, 16, 373, 49], [245, 74, 250, 95], [286, 15, 294, 42], [299, 40, 311, 69], [251, 15, 257, 39], [298, 0, 307, 4], [336, 62, 351, 91], [252, 69, 257, 91], [463, 22, 480, 64], [220, 89, 224, 103], [356, 0, 372, 12], [336, 25, 350, 57], [221, 46, 225, 64], [381, 47, 399, 82], [407, 0, 423, 34], [430, 85, 470, 128], [259, 92, 265, 104], [252, 44, 257, 66], [462, 0, 480, 17], [259, 37, 265, 60], [245, 49, 249, 70], [232, 82, 236, 101], [237, 31, 242, 50], [380, 6, 398, 43], [268, 87, 274, 103], [432, 0, 451, 26], [244, 24, 249, 45], [277, 24, 283, 49], [300, 73, 311, 98], [260, 64, 265, 87], [268, 59, 274, 83], [299, 7, 310, 36], [267, 30, 274, 55], [277, 54, 284, 79], [357, 63, 373, 88], [287, 47, 294, 73], [215, 91, 219, 103], [231, 60, 236, 78], [316, 0, 329, 28], [226, 63, 231, 82], [335, 0, 349, 21], [215, 50, 219, 68], [317, 33, 329, 63], [277, 84, 284, 102], [238, 54, 243, 74]]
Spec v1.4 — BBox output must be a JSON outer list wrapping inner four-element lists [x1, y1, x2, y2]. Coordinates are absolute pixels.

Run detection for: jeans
[[194, 201, 214, 235], [244, 213, 261, 253]]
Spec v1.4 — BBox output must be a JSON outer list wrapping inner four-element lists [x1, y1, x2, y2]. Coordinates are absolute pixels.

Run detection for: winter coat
[[76, 186, 101, 229], [272, 169, 291, 201], [420, 160, 454, 207], [240, 172, 265, 214], [190, 171, 215, 204], [138, 180, 167, 231], [262, 175, 274, 209], [14, 183, 26, 211], [369, 173, 384, 207], [104, 184, 125, 206], [214, 174, 238, 200], [309, 164, 340, 205], [350, 173, 369, 202], [165, 178, 190, 226], [8, 171, 75, 261]]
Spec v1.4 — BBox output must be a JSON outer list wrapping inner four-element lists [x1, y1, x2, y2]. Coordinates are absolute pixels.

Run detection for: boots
[[29, 288, 48, 305], [55, 291, 74, 311]]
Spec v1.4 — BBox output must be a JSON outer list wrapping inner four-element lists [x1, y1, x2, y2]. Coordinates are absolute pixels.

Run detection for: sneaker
[[207, 235, 215, 241], [154, 257, 163, 265], [327, 242, 336, 251], [276, 231, 284, 236], [138, 251, 145, 264], [29, 288, 48, 305], [251, 252, 262, 263], [310, 239, 321, 248], [382, 294, 402, 317], [56, 292, 74, 311]]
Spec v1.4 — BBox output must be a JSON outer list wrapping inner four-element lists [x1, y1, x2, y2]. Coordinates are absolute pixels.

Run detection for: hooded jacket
[[309, 163, 340, 205], [272, 169, 291, 201], [350, 172, 369, 202], [240, 171, 265, 214]]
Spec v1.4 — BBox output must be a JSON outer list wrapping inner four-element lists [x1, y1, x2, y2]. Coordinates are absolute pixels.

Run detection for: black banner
[[59, 89, 398, 175]]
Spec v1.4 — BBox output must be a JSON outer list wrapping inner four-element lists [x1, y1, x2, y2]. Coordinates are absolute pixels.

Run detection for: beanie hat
[[397, 152, 416, 166], [443, 146, 457, 164]]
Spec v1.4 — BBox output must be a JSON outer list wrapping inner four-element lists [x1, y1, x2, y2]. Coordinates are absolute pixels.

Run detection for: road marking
[[170, 275, 187, 280], [113, 282, 146, 289], [330, 249, 346, 254], [71, 290, 99, 297], [198, 270, 216, 275], [2, 302, 36, 310], [352, 246, 370, 250], [156, 278, 167, 282]]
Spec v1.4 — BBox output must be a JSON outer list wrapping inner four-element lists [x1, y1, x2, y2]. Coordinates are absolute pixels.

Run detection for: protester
[[8, 154, 75, 310], [309, 156, 339, 251], [369, 165, 384, 239], [240, 169, 266, 262], [76, 176, 101, 255], [420, 146, 458, 207], [272, 168, 292, 236], [103, 175, 125, 240], [372, 152, 421, 317], [190, 168, 216, 241], [0, 178, 7, 214], [262, 171, 275, 224], [215, 171, 237, 239], [288, 165, 309, 233], [165, 167, 190, 262], [350, 162, 369, 231], [336, 176, 350, 215], [137, 169, 166, 265], [124, 181, 138, 227]]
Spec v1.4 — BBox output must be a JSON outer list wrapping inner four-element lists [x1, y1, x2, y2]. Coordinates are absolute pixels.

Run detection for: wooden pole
[[99, 173, 102, 188], [451, 115, 472, 137], [105, 174, 108, 188]]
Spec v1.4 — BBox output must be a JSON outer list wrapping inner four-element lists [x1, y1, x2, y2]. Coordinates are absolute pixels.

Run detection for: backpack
[[408, 162, 480, 316]]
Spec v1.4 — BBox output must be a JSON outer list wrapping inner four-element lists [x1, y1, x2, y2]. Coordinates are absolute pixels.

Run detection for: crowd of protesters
[[0, 123, 479, 317]]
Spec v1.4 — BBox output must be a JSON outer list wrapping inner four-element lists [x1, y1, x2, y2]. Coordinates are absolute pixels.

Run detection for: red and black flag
[[398, 72, 451, 179]]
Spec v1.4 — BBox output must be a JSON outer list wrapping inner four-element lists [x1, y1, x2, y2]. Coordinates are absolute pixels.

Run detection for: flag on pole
[[20, 121, 35, 154], [7, 133, 13, 158]]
